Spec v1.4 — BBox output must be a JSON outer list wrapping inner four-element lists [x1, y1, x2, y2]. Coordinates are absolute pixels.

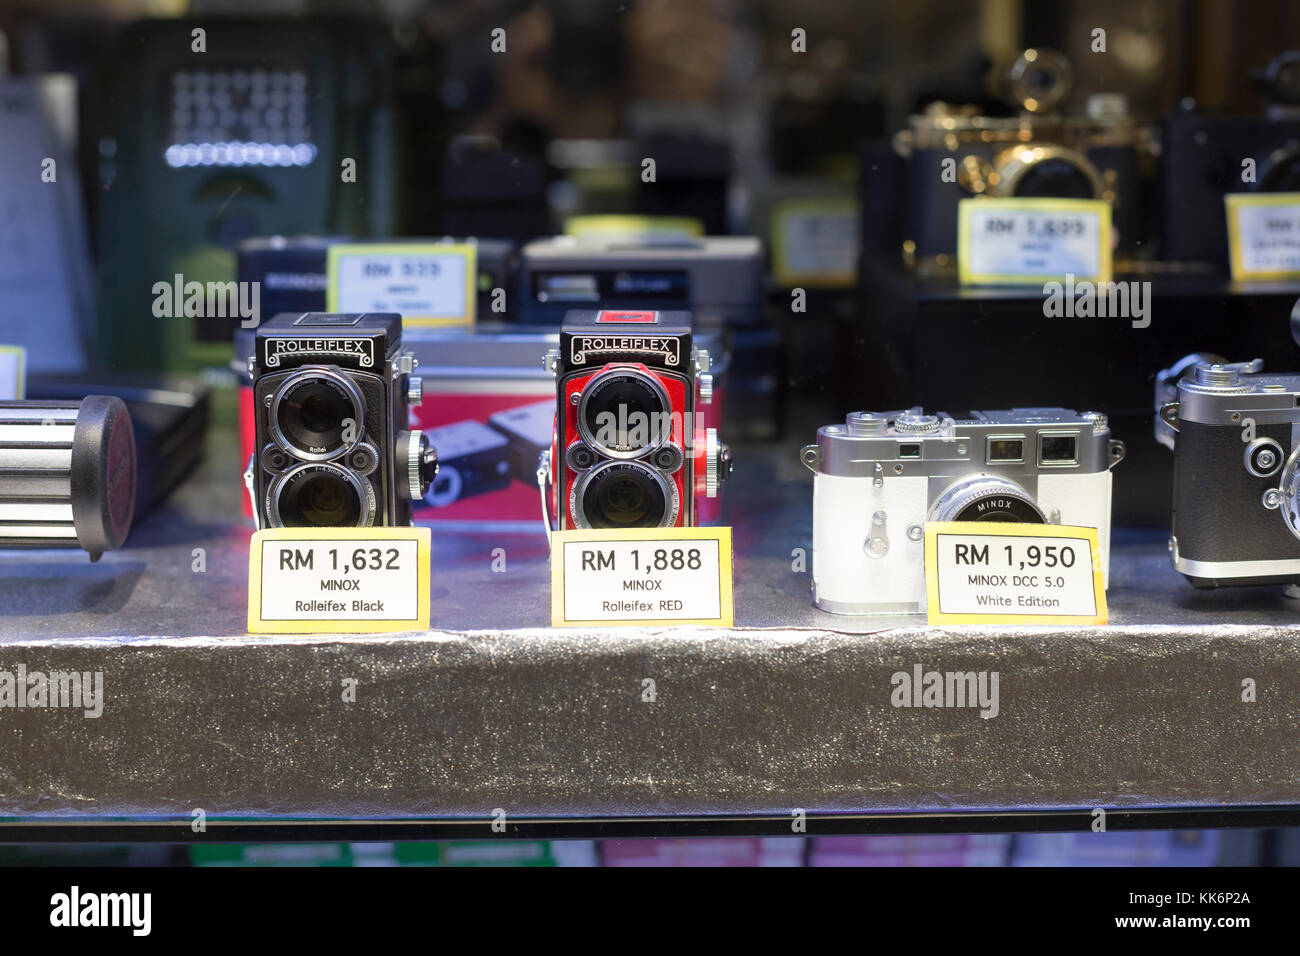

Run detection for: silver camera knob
[[698, 371, 714, 406], [407, 376, 424, 408], [894, 412, 942, 434], [704, 428, 731, 498], [405, 430, 438, 501]]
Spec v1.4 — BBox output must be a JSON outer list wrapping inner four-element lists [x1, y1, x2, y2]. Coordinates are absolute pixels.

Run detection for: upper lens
[[1013, 158, 1096, 199], [577, 369, 671, 458], [576, 461, 675, 529], [271, 369, 364, 460], [272, 463, 370, 528]]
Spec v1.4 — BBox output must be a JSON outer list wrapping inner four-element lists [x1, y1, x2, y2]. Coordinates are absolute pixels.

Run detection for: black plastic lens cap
[[70, 396, 137, 559]]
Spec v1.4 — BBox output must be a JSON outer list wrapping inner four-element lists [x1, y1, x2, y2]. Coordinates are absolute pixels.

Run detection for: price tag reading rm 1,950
[[247, 527, 430, 633], [551, 528, 734, 627], [924, 522, 1106, 625]]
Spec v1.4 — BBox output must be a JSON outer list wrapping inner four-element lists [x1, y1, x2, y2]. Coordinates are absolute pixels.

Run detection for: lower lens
[[578, 461, 672, 529], [274, 464, 366, 527]]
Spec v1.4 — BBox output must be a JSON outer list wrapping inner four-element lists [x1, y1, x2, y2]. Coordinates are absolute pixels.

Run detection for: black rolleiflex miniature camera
[[244, 312, 438, 528], [544, 310, 731, 530]]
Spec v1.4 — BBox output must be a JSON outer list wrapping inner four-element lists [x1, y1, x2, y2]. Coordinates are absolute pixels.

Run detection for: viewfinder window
[[987, 437, 1024, 463], [1039, 433, 1079, 465], [898, 443, 922, 459]]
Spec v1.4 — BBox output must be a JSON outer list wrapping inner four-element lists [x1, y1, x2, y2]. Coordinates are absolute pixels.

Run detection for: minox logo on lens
[[50, 887, 151, 936]]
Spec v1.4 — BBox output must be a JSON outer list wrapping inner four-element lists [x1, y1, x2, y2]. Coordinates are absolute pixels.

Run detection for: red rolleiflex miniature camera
[[545, 310, 730, 530]]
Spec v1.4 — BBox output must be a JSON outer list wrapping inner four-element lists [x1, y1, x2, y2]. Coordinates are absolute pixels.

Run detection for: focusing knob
[[407, 376, 424, 408], [406, 430, 438, 500], [705, 428, 727, 498]]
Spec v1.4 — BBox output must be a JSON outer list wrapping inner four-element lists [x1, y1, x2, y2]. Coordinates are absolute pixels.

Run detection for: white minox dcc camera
[[800, 408, 1125, 614]]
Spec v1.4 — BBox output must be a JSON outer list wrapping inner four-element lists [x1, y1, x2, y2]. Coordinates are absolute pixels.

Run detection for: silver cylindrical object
[[0, 397, 137, 559]]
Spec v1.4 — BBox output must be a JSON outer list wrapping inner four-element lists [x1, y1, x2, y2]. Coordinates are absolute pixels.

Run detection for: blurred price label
[[771, 198, 858, 288], [1225, 193, 1300, 279], [924, 521, 1106, 625], [958, 198, 1111, 284], [327, 243, 476, 326]]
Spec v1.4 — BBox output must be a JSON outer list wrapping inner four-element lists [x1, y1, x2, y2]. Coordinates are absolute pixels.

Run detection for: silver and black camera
[[1161, 356, 1300, 587], [802, 408, 1124, 614], [244, 312, 438, 528]]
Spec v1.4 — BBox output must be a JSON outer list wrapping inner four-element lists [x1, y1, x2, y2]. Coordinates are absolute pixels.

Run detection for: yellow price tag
[[326, 243, 477, 327], [564, 215, 704, 240], [1225, 193, 1300, 280], [957, 197, 1112, 285], [924, 522, 1107, 626], [550, 526, 734, 627], [248, 527, 431, 634]]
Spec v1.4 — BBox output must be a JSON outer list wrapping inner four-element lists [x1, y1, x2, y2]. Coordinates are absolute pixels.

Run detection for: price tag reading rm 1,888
[[248, 527, 430, 633], [924, 522, 1106, 625], [551, 527, 734, 627]]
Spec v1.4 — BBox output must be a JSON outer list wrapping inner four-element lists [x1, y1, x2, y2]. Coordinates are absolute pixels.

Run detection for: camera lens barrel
[[269, 367, 366, 461], [0, 397, 137, 559]]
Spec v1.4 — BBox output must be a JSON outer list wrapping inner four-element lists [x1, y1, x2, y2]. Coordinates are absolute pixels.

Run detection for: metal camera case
[[895, 48, 1143, 269], [1163, 358, 1300, 587], [549, 309, 721, 530], [801, 407, 1124, 615], [247, 311, 430, 528]]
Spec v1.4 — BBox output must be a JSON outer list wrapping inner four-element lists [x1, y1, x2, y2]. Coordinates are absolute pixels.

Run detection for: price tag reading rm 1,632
[[551, 527, 734, 627], [248, 527, 430, 633], [924, 522, 1106, 625]]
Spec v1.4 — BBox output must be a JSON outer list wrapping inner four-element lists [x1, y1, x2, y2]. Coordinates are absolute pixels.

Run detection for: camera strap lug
[[537, 449, 554, 548], [243, 454, 262, 531], [799, 444, 819, 474], [1108, 439, 1127, 469]]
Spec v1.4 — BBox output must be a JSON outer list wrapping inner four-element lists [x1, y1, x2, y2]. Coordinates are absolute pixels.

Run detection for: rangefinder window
[[898, 442, 922, 459], [1039, 432, 1079, 465], [986, 437, 1025, 464]]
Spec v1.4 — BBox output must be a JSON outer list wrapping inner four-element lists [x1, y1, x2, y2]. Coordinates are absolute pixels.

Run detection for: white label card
[[248, 528, 431, 633], [958, 198, 1111, 284]]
